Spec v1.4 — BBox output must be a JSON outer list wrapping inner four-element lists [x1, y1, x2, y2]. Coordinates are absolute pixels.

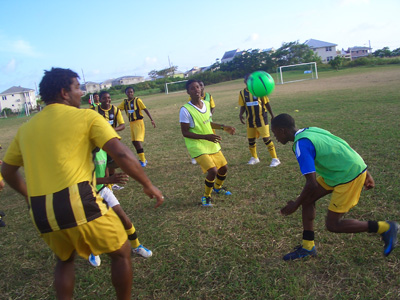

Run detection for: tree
[[329, 56, 344, 70], [373, 47, 392, 57], [148, 66, 178, 79], [272, 41, 320, 66]]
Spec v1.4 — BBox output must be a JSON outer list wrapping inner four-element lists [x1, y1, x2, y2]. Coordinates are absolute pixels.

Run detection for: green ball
[[246, 71, 275, 97]]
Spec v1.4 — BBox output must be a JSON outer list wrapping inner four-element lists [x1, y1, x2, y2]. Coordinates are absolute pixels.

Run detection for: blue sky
[[1, 0, 399, 93]]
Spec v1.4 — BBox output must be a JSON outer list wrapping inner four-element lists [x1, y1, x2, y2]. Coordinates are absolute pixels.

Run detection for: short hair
[[186, 79, 200, 91], [125, 86, 135, 93], [39, 68, 79, 104], [93, 93, 99, 97], [99, 91, 109, 99], [271, 113, 296, 129]]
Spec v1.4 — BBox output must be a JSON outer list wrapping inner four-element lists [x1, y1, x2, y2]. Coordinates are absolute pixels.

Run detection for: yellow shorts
[[129, 119, 145, 142], [247, 123, 270, 139], [40, 208, 127, 261], [195, 151, 228, 173], [317, 171, 367, 213]]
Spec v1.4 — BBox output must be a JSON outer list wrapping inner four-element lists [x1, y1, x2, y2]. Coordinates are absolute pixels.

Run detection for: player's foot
[[213, 187, 232, 196], [112, 184, 124, 191], [132, 245, 153, 258], [88, 254, 101, 267], [247, 157, 260, 165], [269, 158, 281, 167], [201, 196, 212, 207], [381, 221, 399, 257], [140, 160, 148, 167], [283, 245, 317, 261], [191, 158, 197, 165]]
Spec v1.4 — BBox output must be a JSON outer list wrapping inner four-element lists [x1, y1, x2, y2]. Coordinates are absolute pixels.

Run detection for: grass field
[[1, 65, 400, 299]]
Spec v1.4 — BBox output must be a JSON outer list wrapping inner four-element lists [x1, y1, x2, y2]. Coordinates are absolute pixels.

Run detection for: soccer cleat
[[381, 221, 399, 257], [201, 196, 212, 207], [133, 245, 153, 258], [88, 254, 101, 267], [213, 187, 232, 196], [191, 158, 197, 165], [112, 184, 124, 191], [247, 157, 260, 165], [269, 158, 281, 167], [283, 245, 317, 261], [140, 160, 148, 167]]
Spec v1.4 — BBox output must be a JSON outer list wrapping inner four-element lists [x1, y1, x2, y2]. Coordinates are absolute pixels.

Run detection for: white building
[[304, 39, 338, 63], [0, 86, 36, 113], [112, 76, 145, 86]]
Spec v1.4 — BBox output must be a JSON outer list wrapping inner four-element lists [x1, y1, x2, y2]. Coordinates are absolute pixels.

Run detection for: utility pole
[[81, 69, 87, 93]]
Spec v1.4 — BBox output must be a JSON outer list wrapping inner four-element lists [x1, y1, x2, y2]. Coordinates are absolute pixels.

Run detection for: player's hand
[[109, 173, 129, 185], [206, 134, 222, 143], [364, 171, 375, 190], [280, 200, 299, 216], [151, 120, 156, 128], [224, 126, 236, 135], [143, 185, 164, 208], [239, 115, 245, 124]]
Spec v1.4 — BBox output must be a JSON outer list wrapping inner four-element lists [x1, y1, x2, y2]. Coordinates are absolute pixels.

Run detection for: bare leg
[[112, 205, 133, 230], [302, 184, 332, 231], [206, 167, 217, 182], [108, 241, 132, 300], [132, 141, 142, 151], [54, 253, 75, 300], [326, 210, 369, 233]]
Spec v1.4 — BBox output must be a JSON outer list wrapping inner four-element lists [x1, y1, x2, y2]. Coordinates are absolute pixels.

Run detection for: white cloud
[[5, 58, 17, 72], [145, 57, 158, 64], [0, 34, 40, 57], [245, 33, 259, 42], [339, 0, 369, 6]]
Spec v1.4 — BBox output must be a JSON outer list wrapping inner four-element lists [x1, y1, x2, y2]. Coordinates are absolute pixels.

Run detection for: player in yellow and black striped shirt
[[118, 86, 156, 167], [1, 67, 164, 299], [239, 74, 280, 167]]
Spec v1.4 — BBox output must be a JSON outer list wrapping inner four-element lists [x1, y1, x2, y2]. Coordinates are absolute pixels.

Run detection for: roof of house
[[304, 39, 337, 49], [1, 86, 34, 95], [348, 46, 372, 51], [221, 49, 240, 60]]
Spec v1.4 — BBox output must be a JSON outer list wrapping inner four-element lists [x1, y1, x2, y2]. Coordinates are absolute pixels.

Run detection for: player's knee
[[219, 165, 228, 174], [325, 219, 341, 233]]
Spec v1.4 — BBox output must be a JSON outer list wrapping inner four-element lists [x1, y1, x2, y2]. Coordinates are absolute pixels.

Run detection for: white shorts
[[100, 187, 120, 208]]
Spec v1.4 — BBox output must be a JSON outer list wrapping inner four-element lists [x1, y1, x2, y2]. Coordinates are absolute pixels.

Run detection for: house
[[221, 49, 243, 63], [0, 86, 36, 113], [112, 76, 145, 86], [100, 79, 114, 90], [184, 66, 202, 77], [304, 39, 338, 63], [343, 46, 372, 60], [84, 81, 101, 93]]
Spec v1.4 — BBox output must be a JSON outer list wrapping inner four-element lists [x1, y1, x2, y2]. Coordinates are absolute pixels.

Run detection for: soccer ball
[[246, 71, 275, 97]]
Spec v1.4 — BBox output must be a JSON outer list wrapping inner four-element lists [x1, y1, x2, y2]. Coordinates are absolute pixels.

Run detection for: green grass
[[1, 65, 400, 299]]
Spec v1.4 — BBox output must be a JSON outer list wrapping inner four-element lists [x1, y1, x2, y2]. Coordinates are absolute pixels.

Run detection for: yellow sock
[[249, 144, 257, 159], [138, 152, 146, 162], [377, 221, 390, 234], [265, 140, 277, 159], [126, 225, 140, 248], [204, 178, 214, 197], [302, 240, 315, 251]]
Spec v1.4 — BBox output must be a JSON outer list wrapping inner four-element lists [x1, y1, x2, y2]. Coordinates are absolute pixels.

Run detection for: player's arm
[[102, 138, 163, 208], [211, 122, 236, 135], [1, 162, 29, 206], [143, 108, 156, 128], [210, 95, 216, 115], [281, 172, 319, 216], [180, 122, 222, 143], [239, 107, 246, 124], [265, 100, 274, 119]]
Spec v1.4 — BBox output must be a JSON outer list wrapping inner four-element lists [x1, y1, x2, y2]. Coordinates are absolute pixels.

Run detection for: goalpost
[[276, 62, 318, 84], [165, 80, 188, 94]]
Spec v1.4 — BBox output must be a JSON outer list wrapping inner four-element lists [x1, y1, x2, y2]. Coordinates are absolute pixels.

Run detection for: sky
[[0, 0, 399, 93]]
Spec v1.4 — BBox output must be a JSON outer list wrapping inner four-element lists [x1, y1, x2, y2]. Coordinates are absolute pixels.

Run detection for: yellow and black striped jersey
[[93, 105, 124, 128], [239, 88, 269, 128], [117, 97, 146, 122]]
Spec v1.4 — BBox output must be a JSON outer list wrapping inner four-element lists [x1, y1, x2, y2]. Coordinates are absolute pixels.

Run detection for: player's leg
[[112, 204, 152, 258], [212, 152, 231, 196], [54, 253, 76, 300], [283, 183, 331, 261], [107, 240, 132, 300], [260, 123, 280, 167]]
